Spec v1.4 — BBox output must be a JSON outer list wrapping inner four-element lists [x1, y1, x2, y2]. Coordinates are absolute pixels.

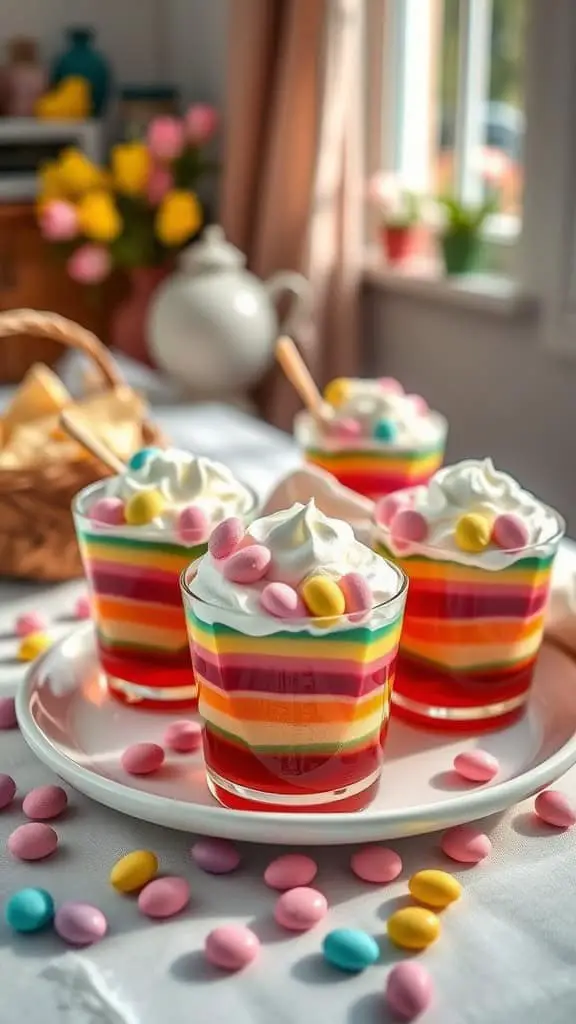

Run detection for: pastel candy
[[110, 850, 158, 893], [339, 573, 372, 620], [323, 928, 380, 972], [138, 876, 190, 918], [209, 517, 244, 560], [163, 720, 202, 753], [453, 749, 499, 783], [274, 886, 328, 931], [326, 417, 362, 440], [18, 633, 51, 662], [15, 611, 47, 637], [390, 508, 428, 543], [55, 902, 108, 945], [385, 962, 434, 1022], [0, 773, 16, 810], [125, 490, 165, 526], [374, 418, 398, 442], [8, 822, 58, 861], [455, 512, 492, 553], [177, 505, 210, 545], [407, 393, 429, 416], [387, 907, 440, 950], [191, 837, 241, 874], [260, 582, 306, 619], [5, 888, 54, 933], [323, 377, 350, 408], [128, 447, 162, 471], [408, 869, 462, 908], [264, 853, 318, 890], [23, 784, 68, 821], [121, 742, 165, 776], [350, 845, 402, 884], [375, 492, 410, 527], [492, 512, 530, 551], [441, 824, 492, 863], [89, 496, 125, 525], [300, 575, 345, 618], [205, 925, 260, 970], [379, 377, 404, 395], [74, 595, 91, 620], [0, 696, 17, 730], [534, 790, 576, 828], [223, 544, 271, 584]]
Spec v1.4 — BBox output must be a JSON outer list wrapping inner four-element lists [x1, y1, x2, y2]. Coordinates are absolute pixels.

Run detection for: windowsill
[[363, 249, 538, 318]]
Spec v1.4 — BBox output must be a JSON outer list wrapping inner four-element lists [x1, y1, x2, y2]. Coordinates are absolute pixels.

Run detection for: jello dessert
[[181, 500, 408, 812], [373, 458, 565, 730], [294, 377, 447, 500], [73, 447, 257, 708]]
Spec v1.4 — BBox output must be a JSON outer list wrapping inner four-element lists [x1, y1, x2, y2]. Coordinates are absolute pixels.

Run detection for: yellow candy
[[300, 575, 346, 619], [323, 377, 350, 409], [125, 489, 165, 526], [387, 906, 441, 950], [17, 633, 51, 662], [455, 512, 492, 553], [408, 869, 462, 909], [110, 850, 158, 893]]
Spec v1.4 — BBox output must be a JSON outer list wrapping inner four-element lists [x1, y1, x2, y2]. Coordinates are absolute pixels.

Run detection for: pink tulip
[[185, 104, 219, 145], [146, 164, 173, 205], [67, 244, 111, 284], [39, 199, 79, 241], [147, 117, 184, 161]]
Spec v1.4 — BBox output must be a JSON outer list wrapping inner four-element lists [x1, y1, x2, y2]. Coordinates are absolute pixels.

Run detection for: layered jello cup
[[373, 458, 565, 731], [181, 500, 408, 812], [73, 447, 257, 709], [295, 377, 447, 501]]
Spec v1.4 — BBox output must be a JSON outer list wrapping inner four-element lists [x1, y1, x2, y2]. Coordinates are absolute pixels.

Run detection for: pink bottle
[[4, 39, 47, 117]]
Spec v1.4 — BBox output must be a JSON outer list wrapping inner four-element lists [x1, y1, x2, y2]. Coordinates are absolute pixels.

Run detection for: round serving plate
[[16, 624, 576, 845]]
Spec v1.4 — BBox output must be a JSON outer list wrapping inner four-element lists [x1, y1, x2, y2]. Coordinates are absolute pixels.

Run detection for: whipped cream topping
[[380, 458, 563, 568], [190, 500, 404, 635]]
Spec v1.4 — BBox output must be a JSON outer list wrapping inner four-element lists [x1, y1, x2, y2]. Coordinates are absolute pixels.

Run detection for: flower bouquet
[[368, 172, 420, 265]]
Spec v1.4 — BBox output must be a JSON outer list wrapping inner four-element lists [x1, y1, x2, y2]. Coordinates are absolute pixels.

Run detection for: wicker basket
[[0, 309, 163, 582]]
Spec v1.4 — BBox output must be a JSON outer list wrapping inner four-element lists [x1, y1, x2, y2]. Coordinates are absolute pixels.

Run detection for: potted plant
[[36, 103, 219, 364], [368, 172, 420, 265], [436, 195, 495, 275]]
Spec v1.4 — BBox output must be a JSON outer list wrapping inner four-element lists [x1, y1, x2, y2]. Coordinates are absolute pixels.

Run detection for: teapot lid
[[179, 225, 246, 273]]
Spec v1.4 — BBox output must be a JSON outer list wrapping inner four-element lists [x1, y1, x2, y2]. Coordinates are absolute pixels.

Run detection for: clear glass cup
[[73, 479, 258, 710], [373, 507, 565, 731], [180, 556, 408, 812], [294, 410, 448, 501]]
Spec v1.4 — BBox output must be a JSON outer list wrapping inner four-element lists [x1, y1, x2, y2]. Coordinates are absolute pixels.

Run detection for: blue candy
[[374, 418, 398, 443], [322, 928, 380, 972], [5, 887, 55, 933], [128, 447, 161, 471]]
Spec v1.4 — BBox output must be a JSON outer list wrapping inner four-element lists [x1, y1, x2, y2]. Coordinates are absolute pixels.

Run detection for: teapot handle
[[264, 271, 311, 336]]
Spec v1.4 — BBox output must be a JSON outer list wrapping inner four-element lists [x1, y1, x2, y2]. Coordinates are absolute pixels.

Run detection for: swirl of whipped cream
[[190, 500, 403, 633]]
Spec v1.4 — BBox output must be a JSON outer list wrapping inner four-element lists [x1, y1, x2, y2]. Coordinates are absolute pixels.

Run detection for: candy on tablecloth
[[223, 544, 271, 584], [534, 790, 576, 829], [441, 824, 492, 864], [191, 837, 241, 874], [274, 886, 328, 932], [110, 850, 158, 893], [177, 505, 210, 545], [23, 784, 68, 821], [387, 907, 440, 950], [205, 924, 260, 970], [54, 902, 108, 945], [408, 869, 462, 909], [138, 876, 190, 919], [259, 582, 306, 619], [385, 962, 434, 1021], [17, 633, 51, 662], [492, 512, 530, 551], [5, 888, 54, 933], [453, 749, 499, 783], [300, 574, 345, 617], [8, 822, 58, 861], [350, 846, 402, 884], [121, 742, 165, 776], [163, 720, 202, 753], [88, 496, 125, 526], [0, 773, 17, 809], [264, 853, 318, 890], [15, 611, 47, 637], [0, 695, 17, 730], [74, 595, 91, 620], [208, 517, 244, 560], [125, 489, 165, 526], [323, 928, 380, 972]]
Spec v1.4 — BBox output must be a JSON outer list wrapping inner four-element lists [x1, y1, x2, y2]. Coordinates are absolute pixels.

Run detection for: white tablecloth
[[1, 402, 576, 1024]]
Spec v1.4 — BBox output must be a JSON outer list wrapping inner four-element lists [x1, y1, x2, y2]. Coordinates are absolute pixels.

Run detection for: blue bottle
[[52, 27, 111, 116]]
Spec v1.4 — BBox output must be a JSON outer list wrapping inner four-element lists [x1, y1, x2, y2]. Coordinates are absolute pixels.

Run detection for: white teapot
[[148, 225, 310, 398]]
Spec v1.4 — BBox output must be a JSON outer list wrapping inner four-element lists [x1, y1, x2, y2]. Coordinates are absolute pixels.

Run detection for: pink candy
[[15, 611, 47, 637], [23, 784, 68, 821], [8, 822, 58, 861], [205, 924, 260, 970], [177, 505, 210, 545], [191, 837, 241, 874], [55, 902, 108, 946], [121, 742, 165, 776], [260, 582, 306, 619], [492, 512, 529, 551], [379, 377, 404, 395], [74, 595, 91, 620], [407, 393, 429, 416], [453, 750, 499, 783], [208, 517, 244, 560], [326, 417, 363, 441], [389, 508, 428, 543], [441, 824, 491, 864], [350, 845, 402, 884], [264, 853, 318, 891], [0, 773, 16, 810], [138, 876, 190, 918], [89, 496, 125, 526], [0, 696, 17, 730], [385, 962, 434, 1021], [339, 572, 372, 621], [534, 790, 576, 829], [375, 493, 410, 528], [223, 544, 271, 584], [163, 720, 202, 753], [274, 887, 328, 932]]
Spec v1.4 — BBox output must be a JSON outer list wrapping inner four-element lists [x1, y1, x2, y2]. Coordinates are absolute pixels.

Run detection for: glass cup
[[180, 556, 408, 812], [373, 508, 565, 731], [73, 480, 258, 710], [294, 410, 448, 501]]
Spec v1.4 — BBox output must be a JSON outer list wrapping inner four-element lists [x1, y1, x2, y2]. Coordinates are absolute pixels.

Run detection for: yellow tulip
[[38, 160, 66, 201], [112, 142, 151, 196], [57, 148, 104, 195], [156, 190, 202, 246], [77, 190, 122, 242]]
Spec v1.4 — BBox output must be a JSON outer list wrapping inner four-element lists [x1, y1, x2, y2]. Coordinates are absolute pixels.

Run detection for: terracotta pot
[[110, 266, 169, 366], [380, 225, 414, 265]]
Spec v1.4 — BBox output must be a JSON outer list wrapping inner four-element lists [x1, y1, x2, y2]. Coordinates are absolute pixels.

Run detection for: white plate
[[16, 624, 576, 845]]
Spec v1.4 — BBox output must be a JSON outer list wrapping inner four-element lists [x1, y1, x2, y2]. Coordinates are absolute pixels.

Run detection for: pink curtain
[[220, 0, 364, 431]]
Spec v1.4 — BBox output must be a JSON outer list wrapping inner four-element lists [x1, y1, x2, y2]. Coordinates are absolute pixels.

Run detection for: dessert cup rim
[[294, 408, 448, 452]]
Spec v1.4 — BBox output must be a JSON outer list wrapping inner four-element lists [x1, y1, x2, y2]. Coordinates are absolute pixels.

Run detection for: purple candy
[[191, 837, 241, 874], [54, 902, 108, 946], [0, 696, 17, 730], [0, 773, 16, 810]]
